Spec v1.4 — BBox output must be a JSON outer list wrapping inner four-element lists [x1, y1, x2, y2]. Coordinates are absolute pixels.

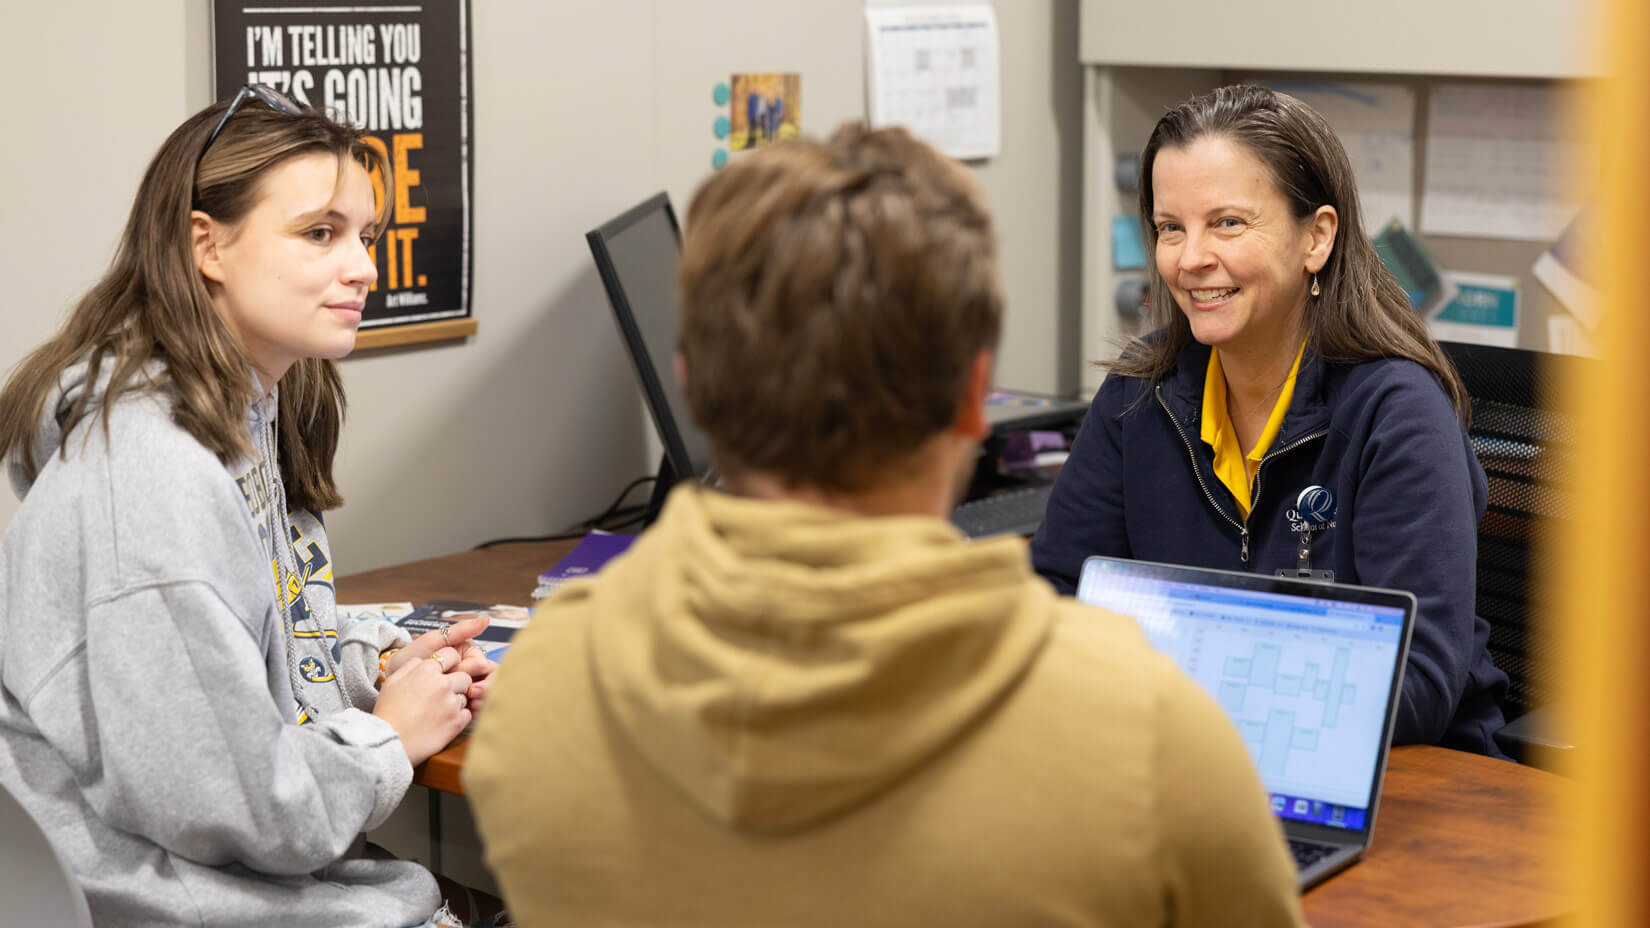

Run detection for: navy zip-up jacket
[[1031, 339, 1508, 756]]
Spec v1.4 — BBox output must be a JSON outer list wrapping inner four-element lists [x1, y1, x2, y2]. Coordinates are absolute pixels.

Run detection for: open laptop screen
[[1077, 557, 1411, 833]]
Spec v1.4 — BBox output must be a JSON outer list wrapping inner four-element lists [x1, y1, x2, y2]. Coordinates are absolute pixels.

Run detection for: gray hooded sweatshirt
[[0, 361, 437, 926]]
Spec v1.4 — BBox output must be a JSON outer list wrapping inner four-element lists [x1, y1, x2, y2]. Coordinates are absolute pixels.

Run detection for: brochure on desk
[[395, 601, 531, 661]]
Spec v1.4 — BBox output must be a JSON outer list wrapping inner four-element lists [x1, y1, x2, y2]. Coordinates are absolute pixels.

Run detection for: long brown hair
[[1112, 84, 1469, 418], [0, 96, 391, 511]]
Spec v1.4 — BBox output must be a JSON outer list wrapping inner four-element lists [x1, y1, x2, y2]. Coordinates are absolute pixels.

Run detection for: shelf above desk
[[1075, 1, 1599, 390], [1079, 0, 1596, 79]]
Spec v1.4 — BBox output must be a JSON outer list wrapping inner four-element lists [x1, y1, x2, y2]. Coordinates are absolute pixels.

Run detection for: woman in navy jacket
[[1031, 85, 1507, 756]]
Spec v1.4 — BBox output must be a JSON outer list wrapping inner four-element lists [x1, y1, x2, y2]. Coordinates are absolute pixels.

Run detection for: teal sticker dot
[[714, 116, 731, 139], [713, 82, 731, 106], [712, 149, 729, 170]]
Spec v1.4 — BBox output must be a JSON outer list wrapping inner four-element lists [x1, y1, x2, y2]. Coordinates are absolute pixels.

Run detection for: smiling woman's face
[[1150, 134, 1323, 360], [197, 151, 379, 385]]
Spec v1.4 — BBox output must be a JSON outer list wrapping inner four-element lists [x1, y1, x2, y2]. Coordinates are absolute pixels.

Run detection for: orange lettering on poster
[[393, 133, 425, 224]]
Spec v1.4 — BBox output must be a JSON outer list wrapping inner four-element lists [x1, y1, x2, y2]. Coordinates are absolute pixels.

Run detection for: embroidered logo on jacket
[[1286, 485, 1338, 534]]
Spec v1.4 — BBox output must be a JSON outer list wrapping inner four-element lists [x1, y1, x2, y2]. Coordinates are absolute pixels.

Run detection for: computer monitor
[[587, 193, 715, 523]]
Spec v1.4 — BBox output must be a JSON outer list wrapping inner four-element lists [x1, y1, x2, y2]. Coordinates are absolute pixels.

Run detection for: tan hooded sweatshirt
[[466, 486, 1302, 927]]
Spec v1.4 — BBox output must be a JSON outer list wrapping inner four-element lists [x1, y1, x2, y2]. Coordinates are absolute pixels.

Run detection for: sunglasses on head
[[200, 83, 308, 162]]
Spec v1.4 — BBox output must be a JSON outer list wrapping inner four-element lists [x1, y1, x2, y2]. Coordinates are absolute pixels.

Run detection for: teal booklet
[[1372, 219, 1455, 318]]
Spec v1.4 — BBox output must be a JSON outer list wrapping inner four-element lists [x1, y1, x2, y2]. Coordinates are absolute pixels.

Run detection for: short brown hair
[[678, 123, 1002, 490]]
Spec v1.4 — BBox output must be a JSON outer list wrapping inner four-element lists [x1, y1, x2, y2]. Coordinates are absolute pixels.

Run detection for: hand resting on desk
[[374, 617, 501, 764], [385, 616, 501, 715]]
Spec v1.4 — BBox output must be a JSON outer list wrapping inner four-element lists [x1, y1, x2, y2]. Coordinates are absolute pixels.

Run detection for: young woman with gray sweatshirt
[[0, 85, 496, 927]]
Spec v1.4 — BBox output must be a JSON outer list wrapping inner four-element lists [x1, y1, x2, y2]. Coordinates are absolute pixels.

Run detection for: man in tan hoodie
[[465, 123, 1304, 927]]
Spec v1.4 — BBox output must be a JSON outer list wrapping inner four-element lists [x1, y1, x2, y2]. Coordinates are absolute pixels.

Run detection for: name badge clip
[[1278, 485, 1336, 582]]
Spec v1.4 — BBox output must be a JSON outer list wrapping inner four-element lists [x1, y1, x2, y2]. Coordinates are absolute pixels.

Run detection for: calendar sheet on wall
[[865, 5, 1001, 160], [1420, 83, 1581, 242]]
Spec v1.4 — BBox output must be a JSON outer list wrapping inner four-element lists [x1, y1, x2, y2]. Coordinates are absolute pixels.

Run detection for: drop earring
[[1311, 273, 1320, 297]]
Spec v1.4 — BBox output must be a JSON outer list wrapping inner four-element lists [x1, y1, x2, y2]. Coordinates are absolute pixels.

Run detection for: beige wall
[[0, 0, 1081, 572], [873, 0, 1085, 394]]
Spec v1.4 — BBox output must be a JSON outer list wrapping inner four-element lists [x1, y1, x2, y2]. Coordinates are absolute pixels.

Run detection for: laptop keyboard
[[1288, 838, 1338, 870], [950, 485, 1053, 538]]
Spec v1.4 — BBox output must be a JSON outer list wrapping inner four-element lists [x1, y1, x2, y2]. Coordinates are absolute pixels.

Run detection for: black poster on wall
[[211, 0, 473, 330]]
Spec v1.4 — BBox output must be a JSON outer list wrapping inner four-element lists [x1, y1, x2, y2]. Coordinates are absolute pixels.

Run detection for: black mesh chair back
[[1439, 340, 1584, 722]]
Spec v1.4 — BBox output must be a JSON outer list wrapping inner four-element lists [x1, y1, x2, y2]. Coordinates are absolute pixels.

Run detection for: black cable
[[473, 528, 590, 547], [586, 475, 658, 526], [473, 476, 657, 549], [598, 510, 648, 533]]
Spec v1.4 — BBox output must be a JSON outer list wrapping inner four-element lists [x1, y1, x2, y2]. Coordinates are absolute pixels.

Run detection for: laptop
[[1075, 555, 1415, 890]]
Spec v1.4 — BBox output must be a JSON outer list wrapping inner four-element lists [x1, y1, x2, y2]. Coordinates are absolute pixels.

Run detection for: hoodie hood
[[586, 484, 1055, 834], [5, 357, 157, 500], [5, 360, 272, 502]]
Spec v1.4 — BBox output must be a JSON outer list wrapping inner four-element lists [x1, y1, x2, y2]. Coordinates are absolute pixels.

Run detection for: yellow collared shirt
[[1200, 341, 1307, 519]]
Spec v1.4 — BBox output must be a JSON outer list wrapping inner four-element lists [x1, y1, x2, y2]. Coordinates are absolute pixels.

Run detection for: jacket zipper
[[1156, 385, 1328, 564], [1157, 386, 1250, 561], [1249, 429, 1329, 515]]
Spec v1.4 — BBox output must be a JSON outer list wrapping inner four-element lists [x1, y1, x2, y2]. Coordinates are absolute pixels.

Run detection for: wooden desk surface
[[337, 540, 1568, 927], [336, 538, 578, 794], [1301, 746, 1565, 927], [336, 538, 580, 607]]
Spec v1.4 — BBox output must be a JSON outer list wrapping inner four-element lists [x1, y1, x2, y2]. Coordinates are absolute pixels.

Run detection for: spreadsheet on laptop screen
[[1078, 569, 1405, 817]]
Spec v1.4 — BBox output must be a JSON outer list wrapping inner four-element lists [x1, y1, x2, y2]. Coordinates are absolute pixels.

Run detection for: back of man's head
[[678, 123, 1002, 492]]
